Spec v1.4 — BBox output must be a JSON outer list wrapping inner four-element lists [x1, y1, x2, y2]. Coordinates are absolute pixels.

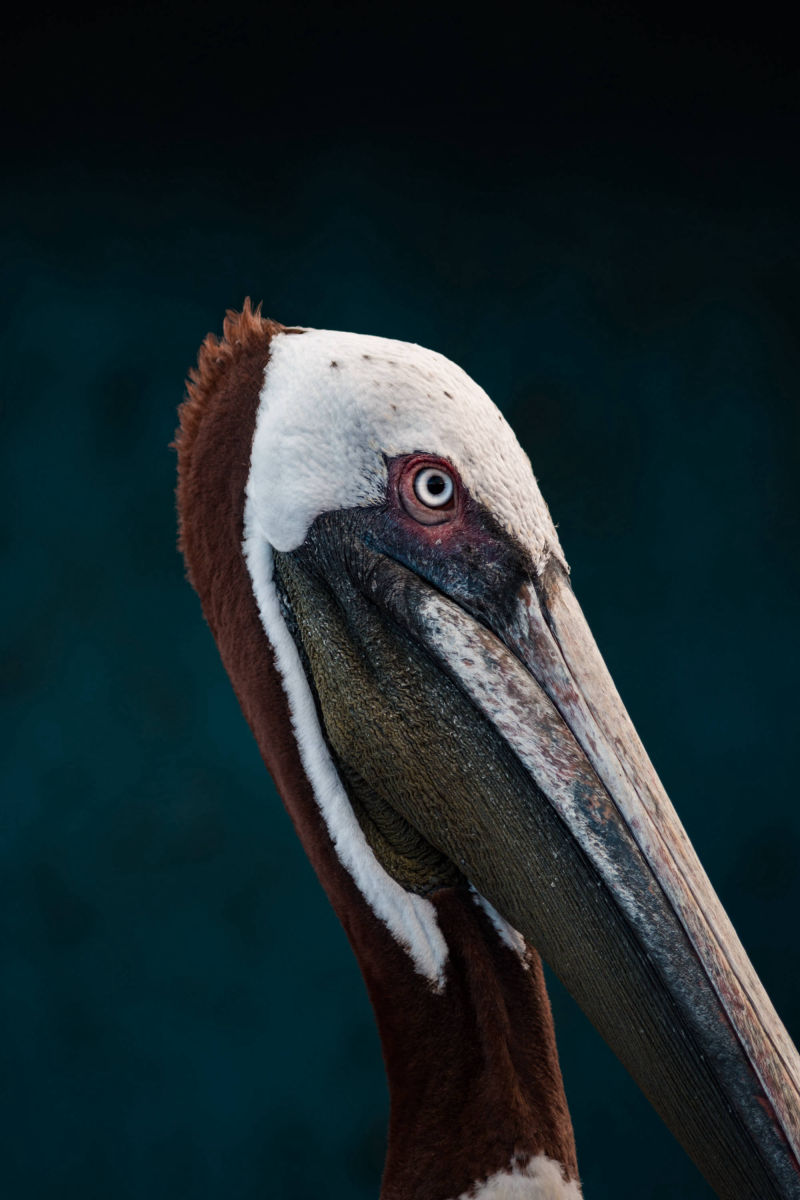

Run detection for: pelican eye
[[413, 467, 454, 508]]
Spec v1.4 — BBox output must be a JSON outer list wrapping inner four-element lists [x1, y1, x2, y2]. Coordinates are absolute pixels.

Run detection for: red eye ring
[[397, 456, 460, 526]]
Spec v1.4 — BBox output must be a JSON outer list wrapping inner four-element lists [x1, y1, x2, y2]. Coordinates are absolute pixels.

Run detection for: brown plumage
[[175, 305, 579, 1198]]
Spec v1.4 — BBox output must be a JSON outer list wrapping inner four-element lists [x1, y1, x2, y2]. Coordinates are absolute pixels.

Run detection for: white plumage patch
[[456, 1154, 582, 1200], [243, 508, 449, 987], [247, 328, 564, 571], [471, 888, 529, 963]]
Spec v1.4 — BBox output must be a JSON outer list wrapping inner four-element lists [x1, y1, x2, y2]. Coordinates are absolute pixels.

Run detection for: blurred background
[[2, 3, 799, 1197]]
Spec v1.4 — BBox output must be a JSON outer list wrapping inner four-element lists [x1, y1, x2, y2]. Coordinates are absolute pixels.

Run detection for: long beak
[[370, 553, 800, 1199]]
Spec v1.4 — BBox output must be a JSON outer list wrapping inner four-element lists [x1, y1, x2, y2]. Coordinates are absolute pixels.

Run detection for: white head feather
[[246, 328, 565, 572]]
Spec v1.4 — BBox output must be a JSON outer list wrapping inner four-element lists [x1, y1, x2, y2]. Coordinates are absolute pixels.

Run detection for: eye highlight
[[413, 466, 454, 508]]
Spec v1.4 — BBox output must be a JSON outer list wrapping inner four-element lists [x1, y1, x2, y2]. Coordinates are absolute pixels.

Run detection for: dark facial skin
[[365, 455, 536, 636]]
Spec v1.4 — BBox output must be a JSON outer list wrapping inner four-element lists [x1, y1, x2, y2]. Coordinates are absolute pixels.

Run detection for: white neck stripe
[[242, 497, 449, 987]]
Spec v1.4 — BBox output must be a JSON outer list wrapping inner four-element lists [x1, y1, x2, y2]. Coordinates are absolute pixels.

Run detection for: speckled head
[[247, 326, 565, 570]]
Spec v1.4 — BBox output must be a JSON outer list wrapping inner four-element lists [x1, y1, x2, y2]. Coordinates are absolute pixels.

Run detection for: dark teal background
[[2, 4, 799, 1197]]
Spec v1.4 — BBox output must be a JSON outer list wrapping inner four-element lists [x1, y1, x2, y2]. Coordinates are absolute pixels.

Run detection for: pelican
[[175, 301, 800, 1199]]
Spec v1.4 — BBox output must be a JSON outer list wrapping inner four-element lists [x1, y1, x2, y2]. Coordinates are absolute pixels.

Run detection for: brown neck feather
[[372, 890, 578, 1197], [175, 304, 579, 1199]]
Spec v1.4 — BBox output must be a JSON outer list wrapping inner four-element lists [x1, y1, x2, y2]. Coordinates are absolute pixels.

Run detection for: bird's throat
[[272, 532, 582, 1197]]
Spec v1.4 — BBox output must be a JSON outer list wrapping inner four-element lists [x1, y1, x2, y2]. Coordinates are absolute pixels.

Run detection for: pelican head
[[176, 303, 800, 1199]]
